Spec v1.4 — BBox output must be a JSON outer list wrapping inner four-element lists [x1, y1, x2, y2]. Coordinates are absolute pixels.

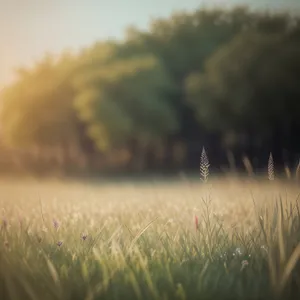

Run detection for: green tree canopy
[[185, 27, 300, 148], [73, 51, 178, 151], [1, 6, 300, 172]]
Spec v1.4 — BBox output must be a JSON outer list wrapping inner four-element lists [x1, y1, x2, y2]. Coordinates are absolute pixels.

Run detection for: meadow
[[1, 173, 300, 300]]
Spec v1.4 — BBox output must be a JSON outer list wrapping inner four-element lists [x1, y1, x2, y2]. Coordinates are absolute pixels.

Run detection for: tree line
[[0, 6, 300, 176]]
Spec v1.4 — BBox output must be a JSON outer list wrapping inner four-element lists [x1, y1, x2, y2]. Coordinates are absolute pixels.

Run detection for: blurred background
[[0, 0, 300, 178]]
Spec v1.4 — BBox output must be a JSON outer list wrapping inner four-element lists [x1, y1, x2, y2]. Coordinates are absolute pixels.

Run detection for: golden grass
[[0, 176, 300, 300], [0, 176, 298, 242]]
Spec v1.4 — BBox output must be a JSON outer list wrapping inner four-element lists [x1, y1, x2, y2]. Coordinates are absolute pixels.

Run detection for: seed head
[[241, 260, 249, 271], [296, 159, 300, 181], [268, 153, 275, 181], [200, 147, 210, 183]]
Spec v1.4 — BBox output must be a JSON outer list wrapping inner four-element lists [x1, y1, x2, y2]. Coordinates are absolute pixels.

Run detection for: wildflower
[[220, 252, 228, 260], [57, 241, 63, 247], [235, 248, 242, 256], [53, 219, 60, 230], [241, 260, 249, 271], [194, 215, 199, 231], [81, 233, 88, 241]]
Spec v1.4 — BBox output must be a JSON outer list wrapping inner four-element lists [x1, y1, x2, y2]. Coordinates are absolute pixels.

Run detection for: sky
[[0, 0, 299, 88]]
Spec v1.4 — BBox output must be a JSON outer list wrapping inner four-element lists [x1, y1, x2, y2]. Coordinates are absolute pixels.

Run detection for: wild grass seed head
[[200, 147, 210, 183], [268, 153, 275, 181]]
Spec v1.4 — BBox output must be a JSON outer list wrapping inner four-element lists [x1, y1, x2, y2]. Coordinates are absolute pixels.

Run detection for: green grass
[[1, 177, 300, 300]]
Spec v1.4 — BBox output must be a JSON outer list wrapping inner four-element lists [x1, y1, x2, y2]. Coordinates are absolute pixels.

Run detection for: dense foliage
[[1, 6, 300, 174]]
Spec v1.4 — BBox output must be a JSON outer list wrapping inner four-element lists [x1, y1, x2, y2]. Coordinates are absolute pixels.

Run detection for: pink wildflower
[[195, 215, 199, 231]]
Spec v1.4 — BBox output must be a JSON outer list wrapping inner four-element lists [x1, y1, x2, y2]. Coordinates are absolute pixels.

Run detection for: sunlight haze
[[0, 0, 298, 88]]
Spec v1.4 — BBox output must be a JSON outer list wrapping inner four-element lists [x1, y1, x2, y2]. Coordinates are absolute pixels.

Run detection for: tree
[[119, 7, 269, 168], [185, 27, 300, 165], [1, 6, 300, 174], [72, 50, 179, 168], [0, 53, 81, 152]]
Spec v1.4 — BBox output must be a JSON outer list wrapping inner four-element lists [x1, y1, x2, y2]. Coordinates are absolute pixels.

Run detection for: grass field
[[1, 176, 300, 300]]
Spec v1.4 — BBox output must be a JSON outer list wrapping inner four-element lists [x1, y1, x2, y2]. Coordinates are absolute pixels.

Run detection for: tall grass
[[268, 153, 275, 181], [0, 152, 300, 300]]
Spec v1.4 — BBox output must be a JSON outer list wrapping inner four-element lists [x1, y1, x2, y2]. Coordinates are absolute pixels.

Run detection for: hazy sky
[[0, 0, 299, 88]]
